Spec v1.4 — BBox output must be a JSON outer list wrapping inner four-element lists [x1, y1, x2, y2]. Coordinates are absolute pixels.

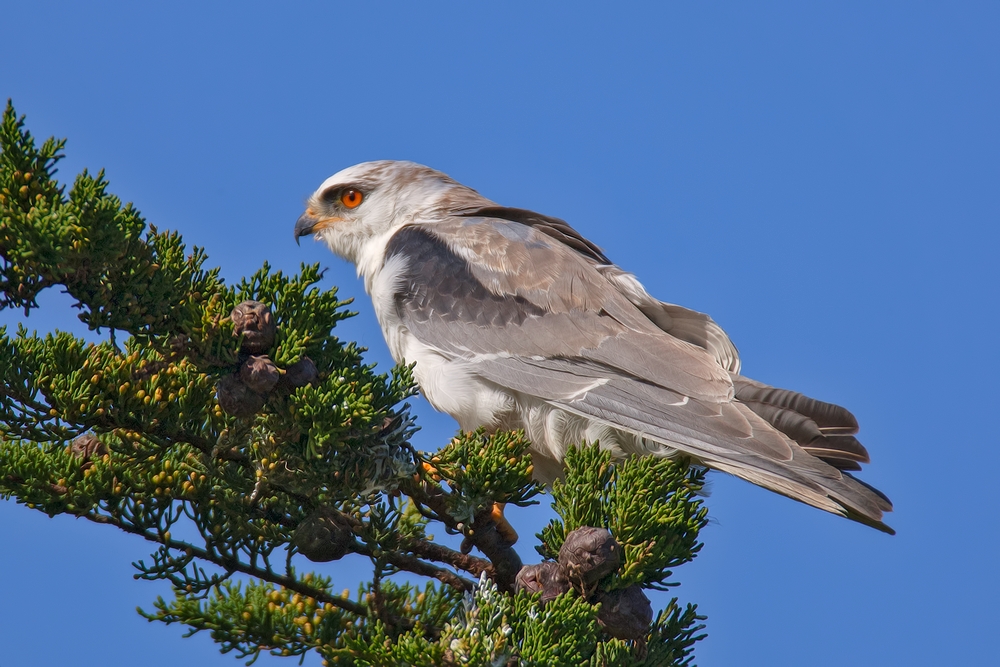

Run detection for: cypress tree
[[0, 101, 708, 666]]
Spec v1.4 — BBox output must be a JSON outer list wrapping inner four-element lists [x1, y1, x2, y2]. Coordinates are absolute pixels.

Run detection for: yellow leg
[[491, 502, 518, 545]]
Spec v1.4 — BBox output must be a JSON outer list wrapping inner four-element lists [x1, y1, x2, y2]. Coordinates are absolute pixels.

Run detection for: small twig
[[402, 538, 492, 580], [80, 510, 370, 618], [402, 479, 522, 592], [353, 542, 475, 592]]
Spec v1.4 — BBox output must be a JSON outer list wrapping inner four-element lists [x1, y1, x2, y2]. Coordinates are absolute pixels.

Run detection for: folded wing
[[384, 212, 893, 532]]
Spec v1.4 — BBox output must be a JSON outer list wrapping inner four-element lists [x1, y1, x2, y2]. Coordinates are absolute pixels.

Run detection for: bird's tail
[[729, 373, 894, 533]]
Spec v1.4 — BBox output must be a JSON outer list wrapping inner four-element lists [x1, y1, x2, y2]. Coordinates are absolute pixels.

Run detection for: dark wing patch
[[385, 225, 546, 328], [385, 220, 735, 402], [458, 206, 612, 265], [457, 208, 743, 373]]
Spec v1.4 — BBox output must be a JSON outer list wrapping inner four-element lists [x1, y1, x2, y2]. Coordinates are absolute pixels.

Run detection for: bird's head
[[295, 160, 486, 269]]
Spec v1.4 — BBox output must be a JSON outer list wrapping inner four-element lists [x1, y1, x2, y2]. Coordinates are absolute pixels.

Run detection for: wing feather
[[386, 221, 734, 402], [598, 265, 742, 373], [472, 355, 891, 526]]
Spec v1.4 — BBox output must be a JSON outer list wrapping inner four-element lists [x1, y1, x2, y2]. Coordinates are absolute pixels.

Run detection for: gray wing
[[598, 265, 743, 373], [386, 218, 734, 403], [457, 206, 742, 372], [385, 216, 892, 531]]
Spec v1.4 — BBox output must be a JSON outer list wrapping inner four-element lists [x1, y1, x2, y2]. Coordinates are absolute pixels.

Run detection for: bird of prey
[[295, 161, 893, 533]]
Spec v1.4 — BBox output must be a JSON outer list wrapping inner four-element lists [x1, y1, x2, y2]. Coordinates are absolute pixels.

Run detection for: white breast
[[366, 248, 516, 432]]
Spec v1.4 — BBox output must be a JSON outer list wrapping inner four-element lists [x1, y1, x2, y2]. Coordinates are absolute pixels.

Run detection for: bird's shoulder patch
[[383, 225, 546, 328]]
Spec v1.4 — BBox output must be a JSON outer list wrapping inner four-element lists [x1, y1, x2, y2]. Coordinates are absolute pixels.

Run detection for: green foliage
[[539, 444, 709, 591], [0, 106, 223, 355], [430, 428, 543, 524], [144, 577, 465, 665], [0, 101, 709, 666]]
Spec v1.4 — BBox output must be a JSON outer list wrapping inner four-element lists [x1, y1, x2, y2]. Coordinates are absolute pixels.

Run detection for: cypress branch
[[1, 100, 709, 666]]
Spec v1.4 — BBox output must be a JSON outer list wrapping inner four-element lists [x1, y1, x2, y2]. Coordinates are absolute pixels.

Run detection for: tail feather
[[732, 374, 859, 433], [732, 374, 872, 470], [470, 356, 894, 532], [802, 435, 870, 469]]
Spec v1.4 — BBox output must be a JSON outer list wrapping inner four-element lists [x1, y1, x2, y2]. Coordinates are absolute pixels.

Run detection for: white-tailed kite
[[295, 161, 893, 533]]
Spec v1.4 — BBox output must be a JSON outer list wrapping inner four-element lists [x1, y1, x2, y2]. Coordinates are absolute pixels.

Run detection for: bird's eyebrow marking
[[319, 186, 342, 203], [319, 182, 368, 205]]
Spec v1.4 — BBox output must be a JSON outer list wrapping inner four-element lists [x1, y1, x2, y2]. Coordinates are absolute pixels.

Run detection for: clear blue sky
[[2, 2, 998, 665]]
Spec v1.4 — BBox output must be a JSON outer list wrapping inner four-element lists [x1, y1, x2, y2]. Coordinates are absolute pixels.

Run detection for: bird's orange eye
[[340, 189, 364, 209]]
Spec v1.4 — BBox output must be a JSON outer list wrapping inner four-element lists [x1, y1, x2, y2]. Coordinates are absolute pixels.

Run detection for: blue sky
[[2, 2, 998, 665]]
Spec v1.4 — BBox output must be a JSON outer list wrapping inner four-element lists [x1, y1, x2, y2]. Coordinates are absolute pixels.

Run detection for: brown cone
[[293, 508, 354, 562], [216, 374, 266, 417], [240, 355, 280, 394], [558, 526, 622, 590], [279, 356, 318, 392], [69, 433, 107, 460], [515, 561, 571, 606], [514, 561, 569, 605], [595, 585, 653, 641], [231, 300, 276, 354]]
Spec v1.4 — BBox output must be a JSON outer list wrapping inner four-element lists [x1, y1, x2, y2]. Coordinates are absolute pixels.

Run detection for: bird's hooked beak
[[294, 209, 338, 245]]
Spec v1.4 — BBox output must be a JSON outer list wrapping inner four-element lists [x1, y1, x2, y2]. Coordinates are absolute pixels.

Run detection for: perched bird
[[295, 161, 893, 533]]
